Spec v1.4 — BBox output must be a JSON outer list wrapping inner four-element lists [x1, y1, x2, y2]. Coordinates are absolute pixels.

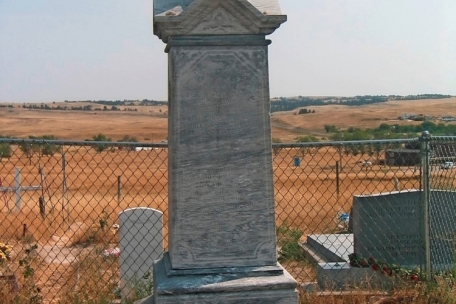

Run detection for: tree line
[[324, 121, 456, 141], [271, 94, 452, 113], [0, 134, 143, 160], [63, 99, 167, 106], [21, 104, 138, 112]]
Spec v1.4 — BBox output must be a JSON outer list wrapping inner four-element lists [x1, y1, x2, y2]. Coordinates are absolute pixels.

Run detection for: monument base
[[135, 253, 299, 304]]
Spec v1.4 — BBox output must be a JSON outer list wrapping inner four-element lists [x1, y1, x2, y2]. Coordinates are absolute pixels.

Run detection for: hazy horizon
[[0, 93, 454, 104]]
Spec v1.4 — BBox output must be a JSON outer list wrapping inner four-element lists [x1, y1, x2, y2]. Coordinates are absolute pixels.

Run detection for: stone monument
[[352, 190, 456, 272], [119, 208, 163, 300], [138, 0, 298, 303]]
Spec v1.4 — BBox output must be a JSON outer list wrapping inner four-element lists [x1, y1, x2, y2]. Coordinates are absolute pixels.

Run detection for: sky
[[0, 0, 455, 103]]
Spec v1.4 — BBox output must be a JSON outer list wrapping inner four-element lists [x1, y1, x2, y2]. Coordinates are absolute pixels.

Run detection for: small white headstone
[[119, 207, 163, 299]]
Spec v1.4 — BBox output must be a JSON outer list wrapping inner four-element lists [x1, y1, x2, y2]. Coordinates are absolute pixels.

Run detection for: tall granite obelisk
[[141, 1, 298, 302]]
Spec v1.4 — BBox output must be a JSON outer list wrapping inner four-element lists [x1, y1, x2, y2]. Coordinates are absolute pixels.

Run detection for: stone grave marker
[[352, 191, 424, 268], [428, 190, 456, 271], [352, 190, 456, 272], [119, 207, 163, 300], [136, 0, 298, 303]]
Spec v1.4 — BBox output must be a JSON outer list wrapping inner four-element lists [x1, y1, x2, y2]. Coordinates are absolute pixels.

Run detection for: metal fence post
[[420, 131, 431, 280], [15, 168, 21, 211], [335, 161, 340, 196], [62, 153, 68, 226], [118, 175, 122, 205]]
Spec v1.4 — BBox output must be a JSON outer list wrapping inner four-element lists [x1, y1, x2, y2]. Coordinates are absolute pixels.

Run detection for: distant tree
[[40, 135, 60, 156], [118, 135, 138, 143], [118, 135, 138, 151], [295, 135, 319, 156], [378, 123, 390, 131], [19, 136, 40, 163], [324, 125, 336, 133], [330, 132, 347, 170], [92, 133, 112, 153], [295, 135, 319, 143], [0, 139, 11, 159]]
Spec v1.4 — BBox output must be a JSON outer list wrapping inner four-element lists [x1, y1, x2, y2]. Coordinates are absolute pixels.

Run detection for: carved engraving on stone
[[352, 192, 425, 267], [190, 6, 250, 35], [169, 46, 275, 268]]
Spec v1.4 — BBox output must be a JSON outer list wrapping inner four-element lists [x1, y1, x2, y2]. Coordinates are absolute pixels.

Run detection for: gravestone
[[119, 208, 163, 300], [138, 0, 298, 303], [352, 190, 456, 272]]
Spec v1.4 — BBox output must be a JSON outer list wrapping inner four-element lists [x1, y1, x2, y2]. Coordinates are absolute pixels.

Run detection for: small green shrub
[[92, 133, 112, 153], [277, 224, 304, 262], [39, 135, 60, 156], [0, 135, 12, 158]]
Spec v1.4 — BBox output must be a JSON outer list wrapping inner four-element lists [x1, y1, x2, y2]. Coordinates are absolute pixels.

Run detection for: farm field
[[270, 97, 456, 141], [0, 97, 455, 142]]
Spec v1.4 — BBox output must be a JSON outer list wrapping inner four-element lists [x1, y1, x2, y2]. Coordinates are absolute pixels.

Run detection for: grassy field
[[271, 97, 456, 141], [0, 98, 455, 142]]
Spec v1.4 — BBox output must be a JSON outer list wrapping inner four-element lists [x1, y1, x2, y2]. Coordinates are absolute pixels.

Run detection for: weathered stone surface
[[146, 0, 297, 302], [306, 234, 352, 263], [154, 0, 283, 16], [153, 0, 287, 42], [136, 257, 298, 303], [167, 42, 276, 270], [119, 208, 163, 296], [352, 191, 424, 268], [352, 190, 456, 271], [317, 262, 399, 290]]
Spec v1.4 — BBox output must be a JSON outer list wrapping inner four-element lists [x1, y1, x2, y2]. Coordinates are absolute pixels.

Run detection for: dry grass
[[0, 144, 432, 303], [299, 279, 456, 304], [271, 97, 456, 141], [1, 98, 455, 142], [0, 98, 455, 303], [0, 104, 168, 141]]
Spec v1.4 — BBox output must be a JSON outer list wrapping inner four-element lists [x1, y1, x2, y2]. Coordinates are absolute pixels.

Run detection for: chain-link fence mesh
[[272, 138, 422, 287], [0, 136, 455, 302], [0, 139, 167, 303], [428, 136, 456, 273]]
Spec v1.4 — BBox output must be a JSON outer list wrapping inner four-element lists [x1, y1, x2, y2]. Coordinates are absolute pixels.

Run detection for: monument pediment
[[154, 0, 283, 16], [154, 0, 287, 42]]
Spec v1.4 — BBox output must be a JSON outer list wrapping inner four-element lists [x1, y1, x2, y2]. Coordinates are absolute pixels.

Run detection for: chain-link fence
[[0, 135, 455, 302], [0, 139, 168, 303]]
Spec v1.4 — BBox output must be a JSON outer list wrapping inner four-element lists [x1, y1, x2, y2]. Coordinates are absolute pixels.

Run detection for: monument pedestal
[[144, 1, 298, 303], [137, 254, 298, 304]]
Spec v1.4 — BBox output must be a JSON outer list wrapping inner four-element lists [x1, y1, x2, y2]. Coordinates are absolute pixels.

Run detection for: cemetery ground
[[1, 147, 456, 303], [0, 98, 456, 303]]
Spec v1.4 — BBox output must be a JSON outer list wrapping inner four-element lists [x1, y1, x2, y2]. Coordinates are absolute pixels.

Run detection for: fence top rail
[[0, 137, 429, 148], [272, 138, 419, 149], [0, 138, 169, 148], [429, 136, 456, 141]]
